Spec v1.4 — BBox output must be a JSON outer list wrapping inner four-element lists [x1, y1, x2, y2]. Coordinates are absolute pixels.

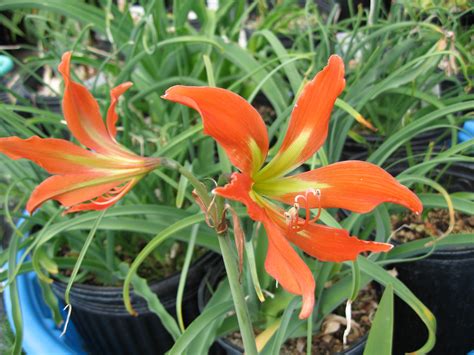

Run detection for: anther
[[284, 204, 300, 230]]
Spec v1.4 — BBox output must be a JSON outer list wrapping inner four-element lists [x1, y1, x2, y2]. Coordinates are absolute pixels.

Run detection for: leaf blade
[[364, 284, 394, 355]]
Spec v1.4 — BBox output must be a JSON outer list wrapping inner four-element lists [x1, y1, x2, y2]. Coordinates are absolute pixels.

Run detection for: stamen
[[309, 189, 322, 223], [91, 181, 134, 206], [284, 188, 323, 232], [110, 185, 127, 193], [263, 289, 275, 299]]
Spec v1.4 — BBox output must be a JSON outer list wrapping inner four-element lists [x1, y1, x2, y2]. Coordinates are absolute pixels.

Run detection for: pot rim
[[52, 251, 219, 294]]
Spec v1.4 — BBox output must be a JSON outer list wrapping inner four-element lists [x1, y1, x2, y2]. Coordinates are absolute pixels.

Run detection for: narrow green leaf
[[266, 296, 299, 355], [368, 101, 473, 165], [203, 54, 216, 87], [176, 224, 198, 332], [122, 214, 208, 315], [245, 238, 265, 302], [168, 300, 233, 355], [387, 234, 474, 260], [364, 284, 394, 355], [64, 210, 107, 305], [116, 36, 223, 84], [218, 40, 288, 114], [36, 246, 58, 275], [38, 280, 63, 326], [176, 161, 192, 208], [255, 29, 302, 93], [6, 223, 22, 355], [418, 193, 474, 215], [349, 259, 361, 301], [118, 263, 181, 340], [0, 0, 128, 43], [188, 278, 233, 353]]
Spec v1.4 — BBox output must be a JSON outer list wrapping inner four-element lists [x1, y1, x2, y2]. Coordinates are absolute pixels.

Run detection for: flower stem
[[218, 232, 258, 355], [306, 312, 313, 355], [159, 157, 257, 354]]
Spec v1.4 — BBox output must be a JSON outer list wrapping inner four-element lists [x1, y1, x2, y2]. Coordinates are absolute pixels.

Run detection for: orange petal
[[257, 56, 345, 180], [106, 82, 133, 139], [263, 217, 315, 319], [0, 136, 101, 174], [162, 86, 268, 175], [214, 173, 266, 222], [58, 52, 119, 154], [261, 161, 423, 214], [26, 174, 126, 213], [0, 135, 148, 173], [287, 221, 393, 262]]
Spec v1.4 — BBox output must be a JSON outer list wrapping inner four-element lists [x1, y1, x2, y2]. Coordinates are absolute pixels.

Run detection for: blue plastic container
[[2, 217, 86, 354], [458, 120, 474, 143], [0, 55, 14, 77]]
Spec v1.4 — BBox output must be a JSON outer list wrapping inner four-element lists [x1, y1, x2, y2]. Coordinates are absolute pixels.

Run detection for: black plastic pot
[[52, 251, 220, 355], [460, 9, 473, 28], [0, 81, 58, 126], [392, 166, 474, 354], [341, 128, 450, 162], [198, 263, 368, 355], [25, 90, 62, 113], [382, 145, 449, 177], [440, 72, 473, 99], [393, 246, 474, 354], [0, 90, 11, 104], [436, 161, 474, 193]]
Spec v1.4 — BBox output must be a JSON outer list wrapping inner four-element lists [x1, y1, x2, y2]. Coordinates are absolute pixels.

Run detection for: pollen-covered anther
[[284, 203, 300, 230]]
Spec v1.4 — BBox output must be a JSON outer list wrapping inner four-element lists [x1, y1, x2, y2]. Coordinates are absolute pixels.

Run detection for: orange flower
[[0, 52, 160, 214], [162, 55, 422, 319]]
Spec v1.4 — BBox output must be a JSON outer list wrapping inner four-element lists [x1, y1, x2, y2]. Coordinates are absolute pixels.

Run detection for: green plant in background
[[0, 1, 472, 355], [408, 0, 470, 11], [0, 311, 15, 352], [245, 1, 472, 162]]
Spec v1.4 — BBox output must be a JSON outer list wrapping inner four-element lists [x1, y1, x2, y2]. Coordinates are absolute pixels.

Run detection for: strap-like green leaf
[[119, 263, 181, 341], [364, 284, 394, 355], [168, 300, 233, 355]]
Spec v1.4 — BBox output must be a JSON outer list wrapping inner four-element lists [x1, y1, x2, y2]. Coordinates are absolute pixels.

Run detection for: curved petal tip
[[298, 293, 315, 319], [411, 196, 424, 215], [58, 51, 72, 81]]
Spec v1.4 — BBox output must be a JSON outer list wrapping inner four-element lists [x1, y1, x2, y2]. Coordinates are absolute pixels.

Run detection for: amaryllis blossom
[[163, 55, 422, 319], [0, 52, 160, 214]]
